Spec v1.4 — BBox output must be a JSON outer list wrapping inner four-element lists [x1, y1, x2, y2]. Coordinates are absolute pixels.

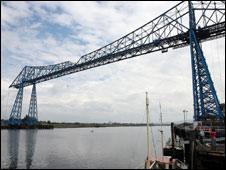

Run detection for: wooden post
[[190, 140, 194, 169], [171, 122, 175, 149]]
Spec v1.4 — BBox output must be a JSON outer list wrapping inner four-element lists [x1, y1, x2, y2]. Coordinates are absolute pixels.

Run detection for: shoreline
[[1, 123, 171, 129]]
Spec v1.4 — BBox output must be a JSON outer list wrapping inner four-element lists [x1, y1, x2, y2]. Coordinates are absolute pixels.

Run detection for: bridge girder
[[7, 1, 225, 124], [9, 1, 225, 89]]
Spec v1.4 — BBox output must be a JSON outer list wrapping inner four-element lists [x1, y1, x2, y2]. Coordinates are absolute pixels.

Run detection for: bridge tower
[[8, 83, 38, 126], [188, 2, 224, 121], [26, 84, 38, 126], [7, 1, 224, 125], [9, 84, 24, 126]]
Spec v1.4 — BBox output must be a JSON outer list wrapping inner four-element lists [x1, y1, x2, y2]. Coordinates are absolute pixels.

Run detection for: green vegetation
[[1, 119, 170, 129], [48, 122, 170, 128]]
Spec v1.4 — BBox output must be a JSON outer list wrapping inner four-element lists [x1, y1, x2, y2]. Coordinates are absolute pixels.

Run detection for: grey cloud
[[1, 1, 225, 123]]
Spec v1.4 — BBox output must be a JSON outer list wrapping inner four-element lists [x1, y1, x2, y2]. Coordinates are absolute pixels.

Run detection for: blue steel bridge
[[8, 1, 225, 125]]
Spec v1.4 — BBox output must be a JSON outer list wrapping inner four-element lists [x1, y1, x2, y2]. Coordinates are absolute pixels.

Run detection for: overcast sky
[[1, 1, 225, 123]]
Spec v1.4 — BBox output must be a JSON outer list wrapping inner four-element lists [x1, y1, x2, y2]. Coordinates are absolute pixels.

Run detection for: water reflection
[[1, 127, 171, 169], [25, 130, 38, 169], [8, 130, 20, 169], [7, 130, 38, 169]]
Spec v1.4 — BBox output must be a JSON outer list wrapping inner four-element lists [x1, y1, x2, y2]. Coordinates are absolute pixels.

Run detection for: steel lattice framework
[[26, 84, 38, 125], [8, 1, 225, 124], [9, 84, 23, 125], [188, 1, 224, 120]]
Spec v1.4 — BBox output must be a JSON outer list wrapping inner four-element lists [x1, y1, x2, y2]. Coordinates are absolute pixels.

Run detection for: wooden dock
[[164, 121, 225, 169]]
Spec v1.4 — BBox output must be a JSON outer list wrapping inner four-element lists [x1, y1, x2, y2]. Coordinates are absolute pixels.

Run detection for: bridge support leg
[[188, 2, 224, 120], [9, 85, 24, 126], [26, 84, 38, 126]]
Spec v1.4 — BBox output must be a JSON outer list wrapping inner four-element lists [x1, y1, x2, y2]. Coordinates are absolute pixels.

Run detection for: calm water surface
[[1, 126, 170, 169]]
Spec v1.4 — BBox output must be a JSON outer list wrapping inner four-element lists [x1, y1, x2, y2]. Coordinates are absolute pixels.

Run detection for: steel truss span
[[10, 1, 225, 89], [8, 1, 225, 124]]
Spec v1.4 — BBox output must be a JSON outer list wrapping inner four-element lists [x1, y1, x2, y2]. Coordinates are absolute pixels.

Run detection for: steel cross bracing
[[9, 1, 225, 89], [188, 2, 224, 120], [26, 84, 38, 125], [7, 1, 225, 124], [9, 83, 24, 125]]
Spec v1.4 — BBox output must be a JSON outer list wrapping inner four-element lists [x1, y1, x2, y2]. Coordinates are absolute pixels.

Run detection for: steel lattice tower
[[7, 1, 225, 125], [188, 2, 224, 120], [26, 84, 38, 125], [9, 84, 24, 125]]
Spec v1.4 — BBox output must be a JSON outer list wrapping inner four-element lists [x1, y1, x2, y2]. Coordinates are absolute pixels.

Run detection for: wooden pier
[[164, 121, 225, 169]]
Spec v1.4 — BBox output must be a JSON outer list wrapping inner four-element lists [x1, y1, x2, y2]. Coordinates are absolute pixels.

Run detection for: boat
[[145, 157, 187, 169], [144, 92, 187, 169]]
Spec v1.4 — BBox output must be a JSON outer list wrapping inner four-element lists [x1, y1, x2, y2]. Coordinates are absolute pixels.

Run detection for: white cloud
[[52, 13, 74, 26], [1, 1, 30, 26], [1, 1, 225, 123]]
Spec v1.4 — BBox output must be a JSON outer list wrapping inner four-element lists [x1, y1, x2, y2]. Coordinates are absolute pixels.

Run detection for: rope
[[216, 39, 225, 99], [130, 111, 145, 167], [150, 125, 157, 159], [129, 92, 146, 168], [210, 42, 216, 86]]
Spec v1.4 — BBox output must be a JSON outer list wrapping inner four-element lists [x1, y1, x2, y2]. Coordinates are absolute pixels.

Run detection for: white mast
[[159, 103, 164, 159], [146, 92, 151, 160]]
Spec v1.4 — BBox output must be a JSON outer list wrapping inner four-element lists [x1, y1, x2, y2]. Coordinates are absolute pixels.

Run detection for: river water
[[1, 126, 170, 169]]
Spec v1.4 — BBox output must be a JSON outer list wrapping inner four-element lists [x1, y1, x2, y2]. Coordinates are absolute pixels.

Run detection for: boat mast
[[146, 92, 151, 160], [159, 103, 164, 158]]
